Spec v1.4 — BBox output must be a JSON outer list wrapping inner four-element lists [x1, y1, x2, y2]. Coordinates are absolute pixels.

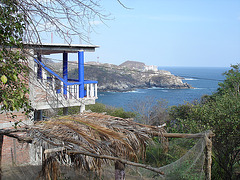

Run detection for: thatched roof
[[1, 112, 214, 179], [29, 112, 166, 175]]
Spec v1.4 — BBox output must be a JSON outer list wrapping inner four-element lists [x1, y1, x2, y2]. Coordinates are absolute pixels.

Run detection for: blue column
[[78, 51, 84, 98], [37, 53, 42, 79], [63, 52, 68, 96]]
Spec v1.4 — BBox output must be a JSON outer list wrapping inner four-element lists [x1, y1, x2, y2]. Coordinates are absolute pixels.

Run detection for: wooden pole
[[115, 161, 125, 180], [204, 135, 212, 180]]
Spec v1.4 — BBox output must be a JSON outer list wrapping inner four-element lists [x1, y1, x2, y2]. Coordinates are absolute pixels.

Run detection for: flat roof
[[24, 43, 99, 55]]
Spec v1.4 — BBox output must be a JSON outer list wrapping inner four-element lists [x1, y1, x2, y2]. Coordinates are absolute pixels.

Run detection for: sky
[[49, 0, 240, 67]]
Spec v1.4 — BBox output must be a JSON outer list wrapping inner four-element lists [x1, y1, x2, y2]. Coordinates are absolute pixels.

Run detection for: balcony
[[27, 43, 99, 111]]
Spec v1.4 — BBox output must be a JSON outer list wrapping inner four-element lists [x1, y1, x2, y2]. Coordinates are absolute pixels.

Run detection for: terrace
[[26, 43, 99, 116]]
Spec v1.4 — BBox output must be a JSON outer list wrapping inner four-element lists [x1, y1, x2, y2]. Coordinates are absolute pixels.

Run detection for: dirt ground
[[2, 165, 157, 180]]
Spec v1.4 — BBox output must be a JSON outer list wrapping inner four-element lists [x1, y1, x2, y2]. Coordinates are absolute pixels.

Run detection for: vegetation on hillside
[[55, 103, 136, 119], [168, 64, 240, 180], [54, 64, 240, 179]]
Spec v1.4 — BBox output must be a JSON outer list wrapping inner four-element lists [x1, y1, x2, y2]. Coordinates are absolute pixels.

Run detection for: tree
[[218, 64, 240, 96], [0, 1, 129, 179], [0, 0, 30, 114], [0, 0, 128, 113], [0, 2, 30, 179], [130, 97, 169, 125], [17, 0, 110, 44], [169, 64, 240, 180]]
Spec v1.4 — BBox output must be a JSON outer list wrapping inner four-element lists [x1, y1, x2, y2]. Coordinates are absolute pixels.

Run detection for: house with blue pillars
[[27, 43, 99, 119]]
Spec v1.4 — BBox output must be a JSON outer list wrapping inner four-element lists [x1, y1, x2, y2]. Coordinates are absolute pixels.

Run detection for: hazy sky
[[49, 0, 240, 67]]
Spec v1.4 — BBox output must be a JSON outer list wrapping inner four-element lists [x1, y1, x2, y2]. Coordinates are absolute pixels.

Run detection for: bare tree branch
[[17, 0, 111, 44], [117, 0, 133, 10], [65, 150, 165, 176]]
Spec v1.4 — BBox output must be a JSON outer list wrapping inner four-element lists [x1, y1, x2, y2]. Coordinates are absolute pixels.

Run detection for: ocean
[[96, 67, 230, 111]]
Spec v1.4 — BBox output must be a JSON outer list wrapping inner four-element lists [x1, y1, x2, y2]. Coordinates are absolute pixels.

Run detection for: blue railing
[[34, 58, 98, 99]]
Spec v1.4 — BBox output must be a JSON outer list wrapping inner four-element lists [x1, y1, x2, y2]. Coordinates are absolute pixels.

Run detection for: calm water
[[96, 67, 229, 110]]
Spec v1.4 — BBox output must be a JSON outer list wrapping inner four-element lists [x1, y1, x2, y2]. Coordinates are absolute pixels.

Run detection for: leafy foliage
[[86, 103, 136, 119], [146, 138, 190, 167], [55, 103, 136, 119], [0, 0, 30, 114], [169, 64, 240, 180], [218, 64, 240, 96]]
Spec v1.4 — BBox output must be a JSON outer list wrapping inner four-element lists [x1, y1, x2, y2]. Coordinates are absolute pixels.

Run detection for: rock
[[119, 60, 145, 70], [68, 61, 193, 92]]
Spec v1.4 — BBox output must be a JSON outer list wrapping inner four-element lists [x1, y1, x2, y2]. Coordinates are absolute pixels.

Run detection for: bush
[[86, 103, 136, 119], [168, 64, 240, 180]]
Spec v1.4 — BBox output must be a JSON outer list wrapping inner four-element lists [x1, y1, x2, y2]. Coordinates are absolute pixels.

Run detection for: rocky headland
[[69, 60, 193, 92]]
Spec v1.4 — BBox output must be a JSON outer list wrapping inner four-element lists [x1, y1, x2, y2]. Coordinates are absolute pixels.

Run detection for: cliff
[[69, 61, 193, 92]]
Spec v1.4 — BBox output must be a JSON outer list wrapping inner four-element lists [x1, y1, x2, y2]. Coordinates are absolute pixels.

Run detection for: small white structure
[[144, 65, 158, 72]]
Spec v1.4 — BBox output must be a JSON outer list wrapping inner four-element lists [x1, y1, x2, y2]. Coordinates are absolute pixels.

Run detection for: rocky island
[[69, 60, 192, 92]]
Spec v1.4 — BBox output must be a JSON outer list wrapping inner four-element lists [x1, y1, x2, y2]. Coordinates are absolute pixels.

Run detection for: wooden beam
[[67, 150, 165, 176], [152, 130, 215, 139], [0, 128, 28, 135]]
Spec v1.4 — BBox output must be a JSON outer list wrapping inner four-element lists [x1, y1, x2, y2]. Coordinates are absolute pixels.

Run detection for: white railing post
[[75, 85, 77, 99], [90, 84, 94, 97], [67, 85, 70, 99], [51, 77, 55, 92], [34, 63, 38, 76], [60, 81, 64, 100], [87, 84, 89, 98], [76, 85, 79, 99], [69, 86, 72, 99], [95, 84, 98, 98], [42, 69, 47, 86]]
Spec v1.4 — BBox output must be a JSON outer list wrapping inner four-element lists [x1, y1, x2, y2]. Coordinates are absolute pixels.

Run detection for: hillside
[[119, 61, 145, 70], [68, 61, 192, 92]]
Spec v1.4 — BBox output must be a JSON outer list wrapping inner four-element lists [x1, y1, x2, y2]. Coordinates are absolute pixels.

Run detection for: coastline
[[96, 67, 227, 110]]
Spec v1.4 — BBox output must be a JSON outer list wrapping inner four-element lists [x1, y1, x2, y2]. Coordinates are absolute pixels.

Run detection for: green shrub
[[86, 103, 107, 113], [168, 64, 240, 180], [86, 103, 136, 119]]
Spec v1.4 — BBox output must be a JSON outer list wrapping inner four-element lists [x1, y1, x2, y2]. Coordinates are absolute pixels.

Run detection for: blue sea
[[96, 67, 230, 111]]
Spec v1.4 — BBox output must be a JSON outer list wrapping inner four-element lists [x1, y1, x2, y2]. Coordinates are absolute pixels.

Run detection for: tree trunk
[[115, 161, 125, 180], [0, 135, 4, 180]]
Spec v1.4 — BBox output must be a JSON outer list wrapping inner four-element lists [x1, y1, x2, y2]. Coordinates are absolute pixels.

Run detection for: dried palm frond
[[30, 112, 167, 176]]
